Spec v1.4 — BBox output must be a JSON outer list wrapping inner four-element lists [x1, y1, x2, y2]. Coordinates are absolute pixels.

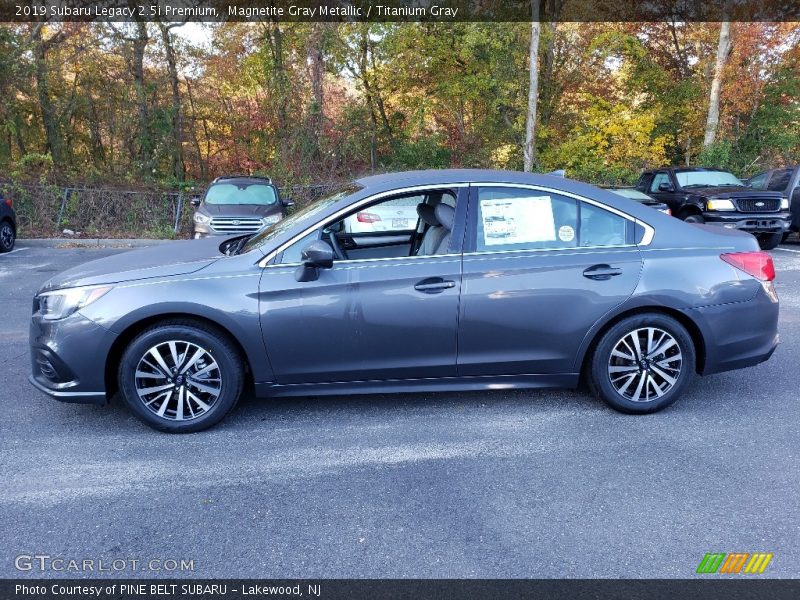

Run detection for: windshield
[[610, 189, 652, 200], [675, 170, 743, 188], [205, 182, 277, 206], [240, 183, 363, 254]]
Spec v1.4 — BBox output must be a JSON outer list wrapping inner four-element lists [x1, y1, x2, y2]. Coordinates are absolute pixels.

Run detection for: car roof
[[212, 175, 274, 184]]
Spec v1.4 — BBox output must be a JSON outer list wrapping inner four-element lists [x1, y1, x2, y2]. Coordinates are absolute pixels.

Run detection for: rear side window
[[767, 169, 792, 192], [474, 187, 631, 252], [475, 187, 578, 251]]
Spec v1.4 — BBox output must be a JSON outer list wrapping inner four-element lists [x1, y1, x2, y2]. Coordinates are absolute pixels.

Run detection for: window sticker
[[558, 225, 575, 242], [480, 196, 556, 246]]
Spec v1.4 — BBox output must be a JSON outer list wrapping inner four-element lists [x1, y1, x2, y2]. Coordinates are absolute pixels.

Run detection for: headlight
[[194, 213, 211, 224], [707, 199, 735, 211], [37, 286, 112, 321], [781, 197, 789, 210], [262, 214, 281, 226]]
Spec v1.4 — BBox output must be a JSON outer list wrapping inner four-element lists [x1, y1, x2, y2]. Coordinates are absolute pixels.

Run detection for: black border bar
[[4, 579, 800, 600], [2, 0, 799, 22]]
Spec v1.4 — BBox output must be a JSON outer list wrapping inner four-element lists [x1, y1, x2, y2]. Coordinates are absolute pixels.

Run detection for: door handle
[[414, 278, 456, 293], [582, 264, 623, 281]]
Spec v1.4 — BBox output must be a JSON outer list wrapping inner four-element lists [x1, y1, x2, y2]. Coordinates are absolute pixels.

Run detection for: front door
[[258, 188, 466, 384]]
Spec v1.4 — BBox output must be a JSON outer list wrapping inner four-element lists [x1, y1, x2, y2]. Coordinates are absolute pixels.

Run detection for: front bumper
[[701, 211, 791, 233], [29, 311, 115, 404]]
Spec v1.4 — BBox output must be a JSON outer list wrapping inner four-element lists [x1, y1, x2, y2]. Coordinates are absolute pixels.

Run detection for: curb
[[18, 238, 180, 248]]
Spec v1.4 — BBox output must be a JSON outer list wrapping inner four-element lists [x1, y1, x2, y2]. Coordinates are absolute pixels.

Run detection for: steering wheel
[[328, 230, 348, 260]]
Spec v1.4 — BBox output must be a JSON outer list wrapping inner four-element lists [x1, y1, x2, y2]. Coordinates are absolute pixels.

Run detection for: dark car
[[29, 169, 778, 432], [191, 175, 291, 239], [605, 187, 671, 215], [0, 189, 17, 253], [745, 165, 800, 238], [636, 167, 790, 249]]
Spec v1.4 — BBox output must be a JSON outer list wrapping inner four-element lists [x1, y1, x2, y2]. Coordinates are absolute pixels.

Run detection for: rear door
[[457, 184, 643, 376]]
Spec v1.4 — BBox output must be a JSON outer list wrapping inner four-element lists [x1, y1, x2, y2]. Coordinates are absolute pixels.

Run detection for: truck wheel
[[757, 232, 782, 250], [682, 214, 704, 224], [0, 220, 15, 253]]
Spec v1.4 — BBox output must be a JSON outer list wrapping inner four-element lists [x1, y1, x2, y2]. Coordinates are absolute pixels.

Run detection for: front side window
[[342, 195, 423, 234], [475, 187, 578, 252], [650, 173, 671, 193]]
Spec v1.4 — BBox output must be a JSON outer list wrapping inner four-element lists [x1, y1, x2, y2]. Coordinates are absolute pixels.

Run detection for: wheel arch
[[577, 305, 707, 381], [104, 313, 255, 399]]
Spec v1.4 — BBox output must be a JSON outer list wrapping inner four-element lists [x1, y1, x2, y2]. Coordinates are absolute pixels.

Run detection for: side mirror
[[657, 182, 674, 192], [295, 240, 334, 282], [190, 195, 201, 207], [281, 197, 295, 209]]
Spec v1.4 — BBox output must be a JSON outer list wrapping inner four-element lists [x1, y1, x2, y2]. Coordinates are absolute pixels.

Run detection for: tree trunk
[[131, 21, 151, 174], [33, 26, 63, 166], [703, 20, 732, 148], [159, 22, 185, 182], [523, 2, 541, 172]]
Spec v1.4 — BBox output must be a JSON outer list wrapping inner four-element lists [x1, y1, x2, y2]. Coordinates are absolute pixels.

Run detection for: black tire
[[0, 220, 15, 253], [756, 232, 782, 250], [118, 319, 244, 432], [781, 232, 790, 243], [589, 314, 695, 414], [682, 213, 705, 224]]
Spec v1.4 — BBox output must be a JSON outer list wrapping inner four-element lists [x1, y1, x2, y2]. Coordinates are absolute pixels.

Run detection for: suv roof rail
[[545, 169, 566, 178], [212, 174, 272, 184]]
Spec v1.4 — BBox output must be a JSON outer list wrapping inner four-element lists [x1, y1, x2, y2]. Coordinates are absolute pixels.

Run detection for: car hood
[[682, 186, 783, 198], [40, 237, 225, 292], [200, 204, 279, 216]]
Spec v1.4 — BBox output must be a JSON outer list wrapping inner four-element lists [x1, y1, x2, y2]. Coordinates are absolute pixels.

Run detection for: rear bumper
[[686, 284, 779, 376], [701, 211, 790, 233]]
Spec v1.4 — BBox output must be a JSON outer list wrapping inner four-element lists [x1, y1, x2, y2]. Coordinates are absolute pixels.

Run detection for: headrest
[[434, 204, 455, 231], [417, 203, 440, 228]]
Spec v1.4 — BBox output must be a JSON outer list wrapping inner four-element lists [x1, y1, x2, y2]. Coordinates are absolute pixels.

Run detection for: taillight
[[721, 251, 775, 282], [357, 211, 381, 223], [3, 198, 11, 208]]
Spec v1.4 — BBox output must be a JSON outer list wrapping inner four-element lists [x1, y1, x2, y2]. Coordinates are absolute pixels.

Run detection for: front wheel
[[682, 213, 705, 224], [0, 220, 15, 253], [756, 232, 782, 250], [118, 320, 244, 432], [589, 314, 695, 414]]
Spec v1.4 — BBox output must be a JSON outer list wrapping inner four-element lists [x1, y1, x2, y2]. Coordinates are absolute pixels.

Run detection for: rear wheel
[[589, 314, 695, 414], [0, 220, 15, 253], [756, 232, 782, 250], [118, 320, 244, 432]]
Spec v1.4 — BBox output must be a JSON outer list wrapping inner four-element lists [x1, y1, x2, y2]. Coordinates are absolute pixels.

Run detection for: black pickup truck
[[745, 165, 800, 239], [636, 167, 790, 249]]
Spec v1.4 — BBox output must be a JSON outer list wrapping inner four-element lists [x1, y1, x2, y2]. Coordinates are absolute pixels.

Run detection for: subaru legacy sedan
[[29, 170, 779, 432]]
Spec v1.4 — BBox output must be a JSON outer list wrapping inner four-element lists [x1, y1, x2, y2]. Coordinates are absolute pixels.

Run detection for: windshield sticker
[[480, 196, 556, 246]]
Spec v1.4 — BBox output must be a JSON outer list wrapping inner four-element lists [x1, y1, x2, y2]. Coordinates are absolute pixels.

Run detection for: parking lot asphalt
[[1, 241, 799, 579]]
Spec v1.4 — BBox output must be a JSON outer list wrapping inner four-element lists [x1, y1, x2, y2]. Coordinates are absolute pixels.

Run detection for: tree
[[523, 1, 541, 172], [703, 20, 732, 148]]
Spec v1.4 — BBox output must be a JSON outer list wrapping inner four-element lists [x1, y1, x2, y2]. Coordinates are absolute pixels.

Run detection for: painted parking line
[[774, 247, 800, 254], [0, 247, 29, 256]]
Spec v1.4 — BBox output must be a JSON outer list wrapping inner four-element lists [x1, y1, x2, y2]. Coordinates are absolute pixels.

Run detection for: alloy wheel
[[0, 223, 13, 250], [607, 327, 682, 403], [134, 341, 221, 420]]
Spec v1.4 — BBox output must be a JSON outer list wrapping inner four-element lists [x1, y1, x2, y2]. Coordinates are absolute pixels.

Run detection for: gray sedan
[[29, 170, 779, 432]]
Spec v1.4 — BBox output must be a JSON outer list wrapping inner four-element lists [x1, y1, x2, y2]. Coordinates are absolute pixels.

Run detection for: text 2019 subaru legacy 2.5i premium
[[29, 170, 779, 432]]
